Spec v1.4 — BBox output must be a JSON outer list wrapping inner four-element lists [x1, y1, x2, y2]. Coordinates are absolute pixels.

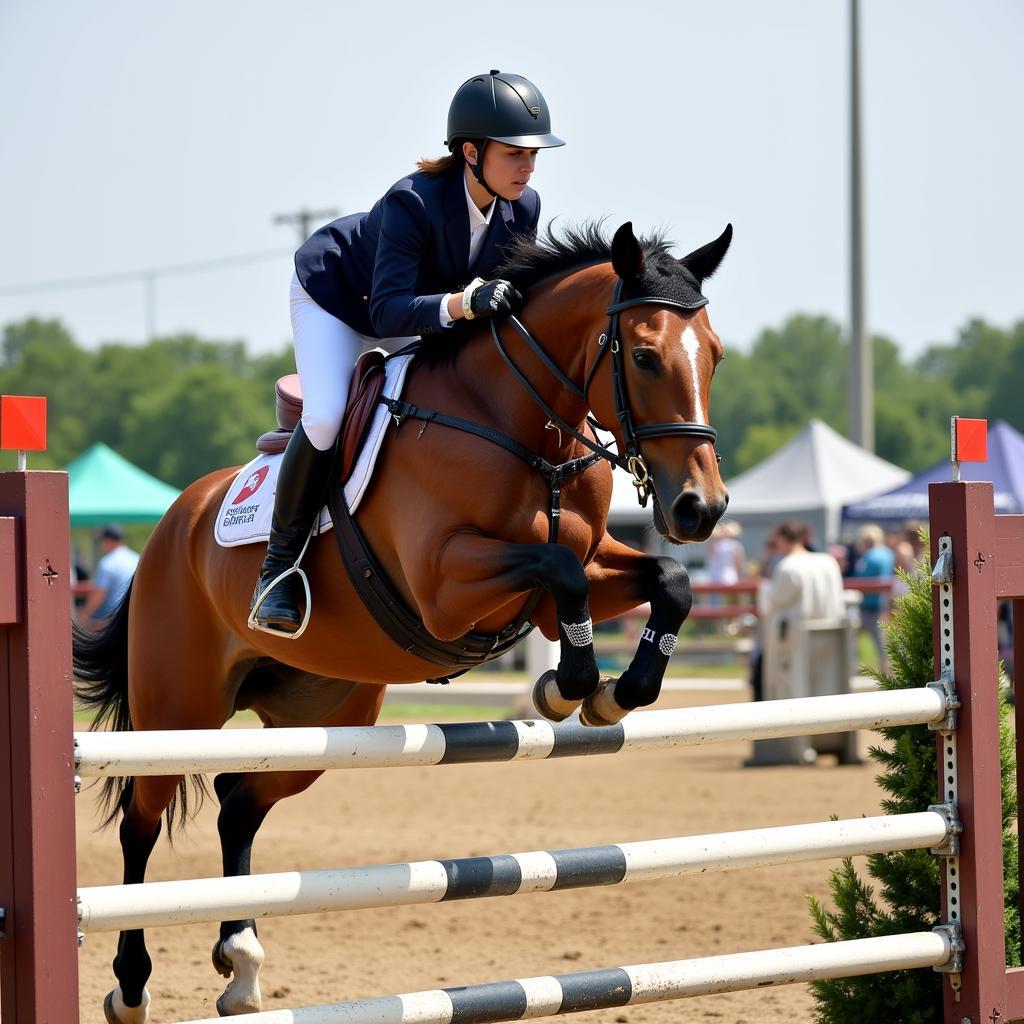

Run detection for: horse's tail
[[73, 581, 134, 828], [73, 579, 208, 838]]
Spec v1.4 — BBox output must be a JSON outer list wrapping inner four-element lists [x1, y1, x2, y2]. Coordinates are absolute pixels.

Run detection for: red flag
[[952, 416, 987, 463], [0, 395, 47, 451]]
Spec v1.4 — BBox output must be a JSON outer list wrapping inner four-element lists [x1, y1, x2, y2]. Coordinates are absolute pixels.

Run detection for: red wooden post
[[930, 482, 1006, 1024], [0, 470, 80, 1023]]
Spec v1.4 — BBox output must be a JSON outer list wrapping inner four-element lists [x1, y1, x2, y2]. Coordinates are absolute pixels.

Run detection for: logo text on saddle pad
[[231, 466, 270, 505]]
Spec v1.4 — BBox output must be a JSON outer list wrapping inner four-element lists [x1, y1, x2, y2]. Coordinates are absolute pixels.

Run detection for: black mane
[[495, 220, 676, 290], [412, 220, 699, 370]]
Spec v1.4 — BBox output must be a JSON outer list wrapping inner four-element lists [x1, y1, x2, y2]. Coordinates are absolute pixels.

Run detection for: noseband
[[491, 278, 718, 507]]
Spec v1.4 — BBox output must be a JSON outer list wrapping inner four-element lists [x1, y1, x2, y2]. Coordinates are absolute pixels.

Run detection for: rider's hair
[[417, 153, 460, 175], [417, 138, 475, 176]]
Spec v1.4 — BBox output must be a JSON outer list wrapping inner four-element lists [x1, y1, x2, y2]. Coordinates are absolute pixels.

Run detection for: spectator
[[79, 524, 140, 630], [707, 522, 747, 587], [828, 544, 851, 576], [796, 522, 819, 552], [758, 528, 783, 580], [851, 523, 895, 671], [753, 521, 846, 701], [903, 520, 925, 564], [71, 546, 91, 615], [758, 521, 846, 624]]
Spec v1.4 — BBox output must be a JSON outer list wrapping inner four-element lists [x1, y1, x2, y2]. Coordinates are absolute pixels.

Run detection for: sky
[[1, 0, 1021, 360]]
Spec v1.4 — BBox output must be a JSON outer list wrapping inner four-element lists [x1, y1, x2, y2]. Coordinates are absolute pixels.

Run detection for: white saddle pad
[[215, 352, 415, 548]]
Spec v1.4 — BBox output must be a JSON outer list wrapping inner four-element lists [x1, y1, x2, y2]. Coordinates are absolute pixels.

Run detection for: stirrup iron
[[247, 522, 317, 639]]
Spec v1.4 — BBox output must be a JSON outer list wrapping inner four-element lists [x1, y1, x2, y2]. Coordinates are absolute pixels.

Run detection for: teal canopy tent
[[64, 443, 180, 526]]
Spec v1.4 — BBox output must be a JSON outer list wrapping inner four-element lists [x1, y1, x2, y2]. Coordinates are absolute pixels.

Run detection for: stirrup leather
[[247, 522, 317, 639]]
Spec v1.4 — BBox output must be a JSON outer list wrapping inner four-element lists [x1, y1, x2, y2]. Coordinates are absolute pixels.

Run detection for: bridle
[[491, 277, 719, 507]]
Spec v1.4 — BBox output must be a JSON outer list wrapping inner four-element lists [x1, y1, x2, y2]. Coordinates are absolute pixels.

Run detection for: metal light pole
[[144, 272, 156, 342], [848, 0, 873, 451]]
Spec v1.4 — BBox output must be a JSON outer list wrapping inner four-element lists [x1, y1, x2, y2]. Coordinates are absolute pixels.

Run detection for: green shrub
[[808, 563, 1019, 1023]]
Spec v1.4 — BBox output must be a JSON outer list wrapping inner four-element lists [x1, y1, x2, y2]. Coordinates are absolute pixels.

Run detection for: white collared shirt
[[438, 172, 496, 327], [464, 171, 496, 266]]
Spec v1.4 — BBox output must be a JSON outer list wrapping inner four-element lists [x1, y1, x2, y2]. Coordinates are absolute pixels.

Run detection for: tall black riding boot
[[250, 423, 335, 635]]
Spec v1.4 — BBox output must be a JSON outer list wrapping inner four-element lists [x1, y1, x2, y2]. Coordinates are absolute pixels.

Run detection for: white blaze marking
[[681, 325, 706, 424]]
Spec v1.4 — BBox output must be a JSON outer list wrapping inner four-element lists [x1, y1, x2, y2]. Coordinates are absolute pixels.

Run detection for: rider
[[251, 70, 564, 635]]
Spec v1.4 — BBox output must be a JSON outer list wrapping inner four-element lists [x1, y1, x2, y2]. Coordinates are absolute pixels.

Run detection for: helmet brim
[[487, 133, 565, 149]]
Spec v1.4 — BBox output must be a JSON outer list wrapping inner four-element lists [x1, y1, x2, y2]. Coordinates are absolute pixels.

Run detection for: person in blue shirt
[[851, 523, 896, 670], [251, 71, 564, 635], [81, 524, 140, 629]]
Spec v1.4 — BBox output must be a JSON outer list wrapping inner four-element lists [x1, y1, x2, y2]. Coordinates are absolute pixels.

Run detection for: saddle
[[255, 350, 387, 479]]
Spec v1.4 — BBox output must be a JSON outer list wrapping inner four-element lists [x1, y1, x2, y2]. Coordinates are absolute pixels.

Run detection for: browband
[[606, 296, 709, 315]]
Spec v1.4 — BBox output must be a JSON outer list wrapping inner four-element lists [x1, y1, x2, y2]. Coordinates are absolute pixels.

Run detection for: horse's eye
[[633, 350, 658, 372]]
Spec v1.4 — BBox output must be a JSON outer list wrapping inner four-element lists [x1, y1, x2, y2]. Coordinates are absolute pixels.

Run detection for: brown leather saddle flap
[[255, 352, 388, 480], [339, 350, 387, 478]]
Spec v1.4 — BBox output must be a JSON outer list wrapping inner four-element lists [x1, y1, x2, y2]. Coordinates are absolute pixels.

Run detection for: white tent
[[724, 419, 910, 551], [609, 465, 652, 524]]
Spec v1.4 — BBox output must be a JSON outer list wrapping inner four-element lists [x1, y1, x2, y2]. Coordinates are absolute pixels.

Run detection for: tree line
[[2, 312, 1022, 486]]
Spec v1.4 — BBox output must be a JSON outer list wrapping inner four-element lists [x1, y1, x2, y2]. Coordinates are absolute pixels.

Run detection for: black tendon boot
[[250, 423, 335, 635]]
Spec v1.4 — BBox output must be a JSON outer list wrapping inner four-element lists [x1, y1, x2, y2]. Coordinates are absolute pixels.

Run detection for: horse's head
[[592, 222, 733, 544]]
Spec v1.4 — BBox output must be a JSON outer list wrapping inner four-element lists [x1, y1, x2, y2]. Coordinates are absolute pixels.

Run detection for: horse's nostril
[[672, 491, 704, 534]]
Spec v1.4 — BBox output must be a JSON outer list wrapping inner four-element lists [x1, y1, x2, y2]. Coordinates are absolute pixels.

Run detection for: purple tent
[[843, 420, 1024, 523]]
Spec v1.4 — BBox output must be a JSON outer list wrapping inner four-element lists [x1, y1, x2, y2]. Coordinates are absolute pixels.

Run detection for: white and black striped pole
[[174, 932, 951, 1024]]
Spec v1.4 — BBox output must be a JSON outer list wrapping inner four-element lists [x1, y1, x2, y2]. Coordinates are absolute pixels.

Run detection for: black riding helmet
[[445, 70, 564, 197]]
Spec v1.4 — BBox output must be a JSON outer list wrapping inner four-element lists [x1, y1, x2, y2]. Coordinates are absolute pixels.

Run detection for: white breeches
[[289, 273, 415, 451]]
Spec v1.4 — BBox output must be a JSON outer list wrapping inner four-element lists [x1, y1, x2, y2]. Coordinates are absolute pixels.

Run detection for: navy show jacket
[[294, 167, 541, 339]]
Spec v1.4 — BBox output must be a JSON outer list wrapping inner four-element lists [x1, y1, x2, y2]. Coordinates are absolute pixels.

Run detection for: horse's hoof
[[580, 678, 628, 728], [217, 987, 263, 1016], [213, 927, 265, 1016], [532, 669, 582, 722], [103, 987, 151, 1024], [212, 937, 233, 978]]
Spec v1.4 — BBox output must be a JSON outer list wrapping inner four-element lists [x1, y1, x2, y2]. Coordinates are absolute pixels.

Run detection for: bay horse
[[75, 220, 732, 1022]]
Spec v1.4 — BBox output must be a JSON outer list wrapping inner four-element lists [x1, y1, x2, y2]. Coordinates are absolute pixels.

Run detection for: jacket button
[[362, 295, 368, 301]]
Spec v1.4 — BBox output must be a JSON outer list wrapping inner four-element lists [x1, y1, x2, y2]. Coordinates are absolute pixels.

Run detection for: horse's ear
[[680, 223, 733, 284], [611, 222, 645, 281]]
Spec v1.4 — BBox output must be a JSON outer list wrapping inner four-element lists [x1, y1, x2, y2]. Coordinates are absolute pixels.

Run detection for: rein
[[491, 278, 719, 507]]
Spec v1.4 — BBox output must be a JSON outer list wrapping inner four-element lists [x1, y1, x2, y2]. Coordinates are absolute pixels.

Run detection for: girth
[[327, 483, 534, 671]]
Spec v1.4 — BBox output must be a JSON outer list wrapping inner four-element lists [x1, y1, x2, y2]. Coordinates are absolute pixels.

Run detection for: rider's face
[[474, 143, 538, 201]]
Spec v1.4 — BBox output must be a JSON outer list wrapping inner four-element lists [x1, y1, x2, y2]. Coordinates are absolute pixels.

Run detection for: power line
[[0, 247, 294, 297]]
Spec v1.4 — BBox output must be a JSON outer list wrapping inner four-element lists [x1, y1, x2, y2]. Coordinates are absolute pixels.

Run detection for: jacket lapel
[[471, 198, 514, 273], [443, 169, 471, 281]]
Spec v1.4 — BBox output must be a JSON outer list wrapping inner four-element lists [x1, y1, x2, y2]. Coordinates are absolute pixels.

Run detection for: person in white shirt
[[757, 520, 846, 701]]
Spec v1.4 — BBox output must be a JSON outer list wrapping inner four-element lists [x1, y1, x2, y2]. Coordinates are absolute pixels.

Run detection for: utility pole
[[848, 0, 873, 451], [144, 272, 156, 342], [273, 207, 340, 246]]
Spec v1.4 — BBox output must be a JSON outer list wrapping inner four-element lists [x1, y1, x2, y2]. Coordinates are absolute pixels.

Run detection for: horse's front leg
[[577, 533, 692, 727], [416, 537, 600, 720]]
